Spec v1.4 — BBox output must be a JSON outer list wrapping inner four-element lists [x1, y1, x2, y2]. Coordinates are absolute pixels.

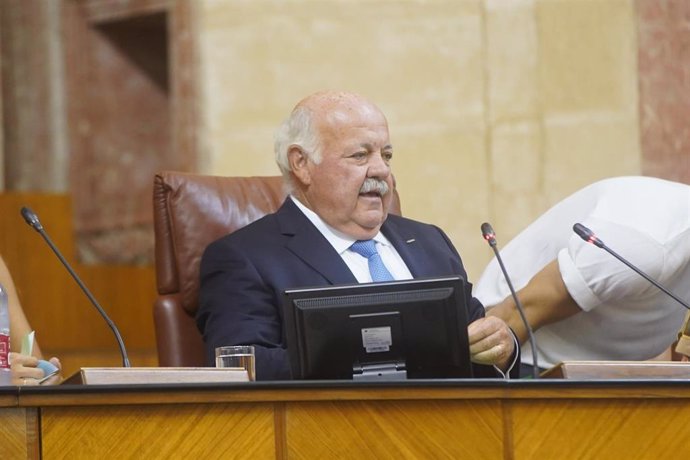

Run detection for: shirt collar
[[290, 195, 392, 254]]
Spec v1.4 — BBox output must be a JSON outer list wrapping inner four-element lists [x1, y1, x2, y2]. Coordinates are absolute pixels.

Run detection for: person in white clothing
[[474, 176, 690, 375]]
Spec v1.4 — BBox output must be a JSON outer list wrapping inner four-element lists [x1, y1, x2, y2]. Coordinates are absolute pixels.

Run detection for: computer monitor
[[283, 276, 473, 380]]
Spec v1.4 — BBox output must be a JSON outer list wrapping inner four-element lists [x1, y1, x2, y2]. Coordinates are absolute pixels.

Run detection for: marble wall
[[196, 0, 643, 278], [637, 0, 690, 184], [2, 0, 688, 274]]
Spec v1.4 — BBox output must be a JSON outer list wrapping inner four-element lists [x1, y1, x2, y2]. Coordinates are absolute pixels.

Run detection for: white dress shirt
[[290, 196, 413, 282]]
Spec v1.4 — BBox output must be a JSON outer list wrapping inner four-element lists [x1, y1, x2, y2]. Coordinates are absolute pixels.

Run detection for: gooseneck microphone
[[20, 207, 131, 367], [481, 223, 539, 379], [573, 223, 690, 311]]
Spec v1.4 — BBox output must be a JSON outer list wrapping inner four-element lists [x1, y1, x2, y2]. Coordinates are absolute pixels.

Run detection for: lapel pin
[[406, 238, 416, 243]]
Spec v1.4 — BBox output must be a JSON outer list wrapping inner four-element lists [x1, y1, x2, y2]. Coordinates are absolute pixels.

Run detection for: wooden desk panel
[[0, 407, 39, 459], [7, 380, 690, 459], [284, 399, 503, 459], [41, 402, 276, 459], [512, 398, 689, 459]]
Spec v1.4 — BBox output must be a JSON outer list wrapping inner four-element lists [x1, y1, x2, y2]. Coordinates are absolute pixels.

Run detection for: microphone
[[481, 223, 539, 378], [20, 207, 131, 367], [573, 223, 690, 311]]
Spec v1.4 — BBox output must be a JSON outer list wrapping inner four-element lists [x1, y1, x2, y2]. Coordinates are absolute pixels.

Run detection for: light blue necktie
[[350, 240, 394, 282]]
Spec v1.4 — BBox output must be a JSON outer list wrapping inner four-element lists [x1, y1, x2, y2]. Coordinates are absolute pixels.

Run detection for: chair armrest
[[153, 294, 206, 367]]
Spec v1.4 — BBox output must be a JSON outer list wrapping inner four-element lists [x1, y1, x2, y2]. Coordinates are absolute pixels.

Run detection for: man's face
[[300, 103, 394, 240]]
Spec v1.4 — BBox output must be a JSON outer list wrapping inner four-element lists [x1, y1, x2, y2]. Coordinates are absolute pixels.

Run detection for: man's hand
[[468, 316, 516, 371]]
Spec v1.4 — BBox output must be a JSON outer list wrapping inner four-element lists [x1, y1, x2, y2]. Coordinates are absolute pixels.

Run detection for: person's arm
[[1, 256, 62, 385], [197, 239, 291, 381], [486, 259, 581, 344], [1, 256, 33, 351]]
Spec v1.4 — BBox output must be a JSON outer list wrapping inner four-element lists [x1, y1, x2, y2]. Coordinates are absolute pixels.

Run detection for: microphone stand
[[20, 207, 131, 367], [482, 223, 539, 379]]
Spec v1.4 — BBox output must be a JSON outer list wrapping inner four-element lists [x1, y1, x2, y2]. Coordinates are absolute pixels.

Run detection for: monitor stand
[[352, 361, 407, 381]]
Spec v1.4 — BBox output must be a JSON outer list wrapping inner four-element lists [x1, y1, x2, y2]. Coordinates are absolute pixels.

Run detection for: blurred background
[[1, 0, 688, 376]]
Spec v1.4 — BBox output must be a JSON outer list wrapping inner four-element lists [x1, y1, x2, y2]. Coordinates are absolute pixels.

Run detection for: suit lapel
[[382, 217, 434, 278], [276, 199, 357, 285]]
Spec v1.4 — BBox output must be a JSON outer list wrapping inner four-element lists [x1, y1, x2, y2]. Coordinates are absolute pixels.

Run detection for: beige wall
[[197, 0, 640, 279]]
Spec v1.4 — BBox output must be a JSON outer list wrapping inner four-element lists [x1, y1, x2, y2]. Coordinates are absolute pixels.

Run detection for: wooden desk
[[2, 379, 690, 459]]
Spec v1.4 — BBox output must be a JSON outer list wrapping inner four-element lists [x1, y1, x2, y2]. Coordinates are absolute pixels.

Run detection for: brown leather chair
[[152, 171, 401, 366]]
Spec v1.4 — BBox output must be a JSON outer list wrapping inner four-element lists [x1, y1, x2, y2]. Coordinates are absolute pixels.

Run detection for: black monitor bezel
[[283, 276, 473, 380]]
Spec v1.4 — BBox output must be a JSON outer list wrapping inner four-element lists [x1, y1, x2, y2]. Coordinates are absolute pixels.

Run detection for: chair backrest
[[152, 171, 402, 366]]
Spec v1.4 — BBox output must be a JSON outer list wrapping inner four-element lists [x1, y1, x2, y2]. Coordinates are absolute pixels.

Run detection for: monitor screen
[[283, 276, 473, 380]]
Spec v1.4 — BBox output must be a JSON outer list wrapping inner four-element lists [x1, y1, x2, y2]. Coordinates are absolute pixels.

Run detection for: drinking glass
[[215, 345, 255, 381]]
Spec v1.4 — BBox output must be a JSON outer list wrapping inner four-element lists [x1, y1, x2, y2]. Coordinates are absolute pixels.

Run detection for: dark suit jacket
[[197, 198, 515, 380]]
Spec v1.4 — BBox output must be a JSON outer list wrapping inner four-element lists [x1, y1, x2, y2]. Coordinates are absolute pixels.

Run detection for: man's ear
[[288, 146, 312, 186]]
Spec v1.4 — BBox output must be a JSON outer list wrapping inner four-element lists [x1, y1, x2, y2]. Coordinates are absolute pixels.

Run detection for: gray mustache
[[359, 178, 389, 195]]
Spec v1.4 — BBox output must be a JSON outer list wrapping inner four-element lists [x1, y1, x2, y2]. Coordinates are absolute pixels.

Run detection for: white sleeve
[[557, 219, 666, 312]]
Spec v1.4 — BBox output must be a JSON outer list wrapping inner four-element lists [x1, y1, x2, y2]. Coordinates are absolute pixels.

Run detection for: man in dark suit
[[197, 90, 518, 380]]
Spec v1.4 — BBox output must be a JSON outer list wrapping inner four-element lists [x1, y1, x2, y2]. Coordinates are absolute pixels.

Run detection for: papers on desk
[[21, 330, 60, 383], [63, 367, 250, 385], [20, 330, 35, 356]]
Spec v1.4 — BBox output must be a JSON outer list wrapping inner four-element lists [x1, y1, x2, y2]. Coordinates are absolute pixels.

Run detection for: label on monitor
[[361, 327, 392, 353]]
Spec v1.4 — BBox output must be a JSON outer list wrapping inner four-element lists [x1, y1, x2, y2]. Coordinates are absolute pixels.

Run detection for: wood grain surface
[[5, 380, 690, 459]]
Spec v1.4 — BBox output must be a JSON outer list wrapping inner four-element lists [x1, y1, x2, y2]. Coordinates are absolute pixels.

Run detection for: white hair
[[274, 106, 322, 192]]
